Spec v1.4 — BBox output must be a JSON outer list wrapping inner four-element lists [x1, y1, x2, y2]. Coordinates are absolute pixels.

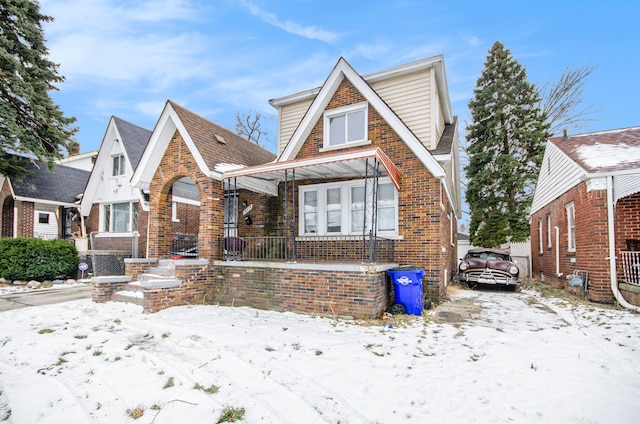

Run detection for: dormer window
[[324, 103, 367, 148], [112, 155, 125, 176]]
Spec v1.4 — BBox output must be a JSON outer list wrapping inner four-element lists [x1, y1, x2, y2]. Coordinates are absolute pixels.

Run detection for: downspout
[[554, 226, 561, 277], [606, 176, 640, 312]]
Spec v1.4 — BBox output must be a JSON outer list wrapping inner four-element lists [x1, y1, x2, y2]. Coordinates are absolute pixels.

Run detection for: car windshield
[[466, 251, 510, 261]]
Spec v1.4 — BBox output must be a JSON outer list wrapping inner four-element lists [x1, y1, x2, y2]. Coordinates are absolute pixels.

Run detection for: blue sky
[[39, 0, 640, 155]]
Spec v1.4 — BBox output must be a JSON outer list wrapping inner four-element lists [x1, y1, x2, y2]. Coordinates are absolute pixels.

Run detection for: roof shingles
[[169, 101, 275, 171]]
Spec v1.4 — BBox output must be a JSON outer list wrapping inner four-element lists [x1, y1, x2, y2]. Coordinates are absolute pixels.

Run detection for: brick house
[[530, 127, 640, 307], [1, 156, 89, 242], [99, 55, 460, 317]]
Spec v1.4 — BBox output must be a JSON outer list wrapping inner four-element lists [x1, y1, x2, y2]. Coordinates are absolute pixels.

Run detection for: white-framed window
[[546, 214, 552, 249], [538, 218, 543, 254], [566, 202, 576, 252], [324, 103, 368, 148], [102, 202, 138, 232], [299, 178, 397, 236], [112, 155, 125, 176]]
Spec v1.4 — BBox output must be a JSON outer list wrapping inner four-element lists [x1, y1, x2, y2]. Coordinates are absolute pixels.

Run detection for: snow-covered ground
[[0, 284, 639, 423]]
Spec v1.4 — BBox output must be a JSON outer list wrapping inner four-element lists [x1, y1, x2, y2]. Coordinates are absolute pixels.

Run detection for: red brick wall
[[531, 182, 614, 302], [210, 264, 389, 319], [148, 132, 224, 260], [16, 201, 34, 237], [292, 79, 452, 301], [172, 202, 200, 235], [615, 192, 640, 253]]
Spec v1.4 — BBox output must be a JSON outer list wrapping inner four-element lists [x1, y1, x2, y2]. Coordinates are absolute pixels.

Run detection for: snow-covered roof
[[551, 126, 640, 174]]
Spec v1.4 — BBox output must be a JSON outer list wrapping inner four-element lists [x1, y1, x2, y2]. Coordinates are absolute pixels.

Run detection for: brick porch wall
[[209, 262, 392, 319]]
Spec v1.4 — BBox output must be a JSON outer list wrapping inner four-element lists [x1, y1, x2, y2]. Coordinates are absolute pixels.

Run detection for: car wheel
[[389, 303, 405, 315], [467, 282, 477, 289]]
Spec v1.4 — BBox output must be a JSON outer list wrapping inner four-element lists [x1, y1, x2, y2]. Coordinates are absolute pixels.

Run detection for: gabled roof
[[8, 156, 89, 206], [131, 101, 275, 189], [79, 116, 152, 215], [531, 126, 640, 214], [551, 126, 640, 174], [112, 117, 152, 169], [277, 57, 446, 180]]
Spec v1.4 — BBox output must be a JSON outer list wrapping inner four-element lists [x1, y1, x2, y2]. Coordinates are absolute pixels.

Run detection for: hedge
[[0, 237, 79, 281]]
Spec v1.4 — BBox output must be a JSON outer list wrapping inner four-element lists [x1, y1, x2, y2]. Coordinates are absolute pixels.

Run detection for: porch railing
[[171, 234, 198, 258], [217, 236, 395, 264], [620, 251, 640, 286]]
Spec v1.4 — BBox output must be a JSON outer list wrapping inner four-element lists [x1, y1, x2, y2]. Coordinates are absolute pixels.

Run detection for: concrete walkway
[[0, 285, 92, 311]]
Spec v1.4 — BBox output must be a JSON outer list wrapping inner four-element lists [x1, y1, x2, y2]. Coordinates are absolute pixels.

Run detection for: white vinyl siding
[[530, 142, 584, 215], [277, 98, 314, 155], [34, 209, 57, 239], [371, 69, 433, 148]]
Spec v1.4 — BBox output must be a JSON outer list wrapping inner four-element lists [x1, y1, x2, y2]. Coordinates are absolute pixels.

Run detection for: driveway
[[0, 284, 92, 311]]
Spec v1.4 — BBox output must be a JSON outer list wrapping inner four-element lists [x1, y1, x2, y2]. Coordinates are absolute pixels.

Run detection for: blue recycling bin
[[387, 266, 424, 316]]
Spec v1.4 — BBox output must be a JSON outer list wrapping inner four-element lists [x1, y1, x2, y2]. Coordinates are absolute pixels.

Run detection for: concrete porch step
[[147, 266, 175, 277], [112, 290, 144, 305], [136, 278, 183, 289], [138, 273, 177, 282]]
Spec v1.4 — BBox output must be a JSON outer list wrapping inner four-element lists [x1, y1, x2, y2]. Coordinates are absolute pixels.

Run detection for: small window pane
[[347, 109, 365, 142], [329, 115, 345, 146], [38, 213, 49, 224], [112, 203, 130, 232], [351, 186, 365, 233], [103, 205, 110, 231], [326, 188, 341, 233], [304, 191, 318, 233], [378, 208, 395, 231]]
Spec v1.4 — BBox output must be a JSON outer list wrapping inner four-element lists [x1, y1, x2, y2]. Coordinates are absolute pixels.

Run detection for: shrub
[[0, 237, 79, 281]]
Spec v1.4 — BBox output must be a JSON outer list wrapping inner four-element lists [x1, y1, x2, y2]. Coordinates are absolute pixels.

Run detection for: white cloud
[[41, 0, 212, 90], [236, 0, 340, 43]]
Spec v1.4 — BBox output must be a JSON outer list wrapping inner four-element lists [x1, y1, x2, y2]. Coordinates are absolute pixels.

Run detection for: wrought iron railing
[[171, 234, 198, 258], [217, 235, 395, 264], [620, 251, 640, 286]]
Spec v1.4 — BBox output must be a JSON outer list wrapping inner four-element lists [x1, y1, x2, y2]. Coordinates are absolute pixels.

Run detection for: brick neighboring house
[[1, 156, 89, 242], [530, 127, 640, 307]]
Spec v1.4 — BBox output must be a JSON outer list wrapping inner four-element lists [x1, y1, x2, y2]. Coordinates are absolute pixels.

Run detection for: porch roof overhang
[[222, 147, 401, 196]]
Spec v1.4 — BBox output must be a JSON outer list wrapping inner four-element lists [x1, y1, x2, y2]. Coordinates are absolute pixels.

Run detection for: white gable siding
[[370, 69, 432, 148], [277, 98, 314, 155], [34, 205, 58, 239], [531, 142, 585, 214]]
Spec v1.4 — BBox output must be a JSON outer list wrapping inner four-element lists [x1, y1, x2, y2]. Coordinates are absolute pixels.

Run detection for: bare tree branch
[[539, 64, 599, 136], [235, 109, 273, 148]]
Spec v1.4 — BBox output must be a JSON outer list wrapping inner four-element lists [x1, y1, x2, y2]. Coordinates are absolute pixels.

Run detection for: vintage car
[[457, 248, 519, 289]]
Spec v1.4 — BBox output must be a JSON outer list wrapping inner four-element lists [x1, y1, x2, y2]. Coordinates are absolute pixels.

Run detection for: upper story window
[[324, 103, 368, 148], [300, 178, 397, 236], [112, 155, 125, 176]]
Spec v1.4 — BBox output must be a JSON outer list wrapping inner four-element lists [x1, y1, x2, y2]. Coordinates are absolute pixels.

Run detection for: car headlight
[[509, 265, 518, 275], [459, 262, 469, 271]]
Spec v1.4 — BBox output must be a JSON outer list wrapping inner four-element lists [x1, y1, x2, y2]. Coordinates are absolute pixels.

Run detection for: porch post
[[292, 169, 297, 262], [362, 158, 369, 263], [284, 170, 289, 261], [369, 160, 380, 264]]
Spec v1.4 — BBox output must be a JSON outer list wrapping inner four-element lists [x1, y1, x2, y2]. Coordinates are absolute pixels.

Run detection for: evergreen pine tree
[[0, 0, 77, 178], [465, 41, 550, 247]]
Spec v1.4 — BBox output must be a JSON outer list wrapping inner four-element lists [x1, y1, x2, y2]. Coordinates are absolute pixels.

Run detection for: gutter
[[606, 176, 640, 312]]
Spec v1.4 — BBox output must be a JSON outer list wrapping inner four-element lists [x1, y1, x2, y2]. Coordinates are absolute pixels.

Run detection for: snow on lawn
[[1, 284, 640, 423]]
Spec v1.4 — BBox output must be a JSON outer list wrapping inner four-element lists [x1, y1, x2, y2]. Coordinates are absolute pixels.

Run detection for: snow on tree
[[465, 41, 550, 247], [0, 0, 77, 178]]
